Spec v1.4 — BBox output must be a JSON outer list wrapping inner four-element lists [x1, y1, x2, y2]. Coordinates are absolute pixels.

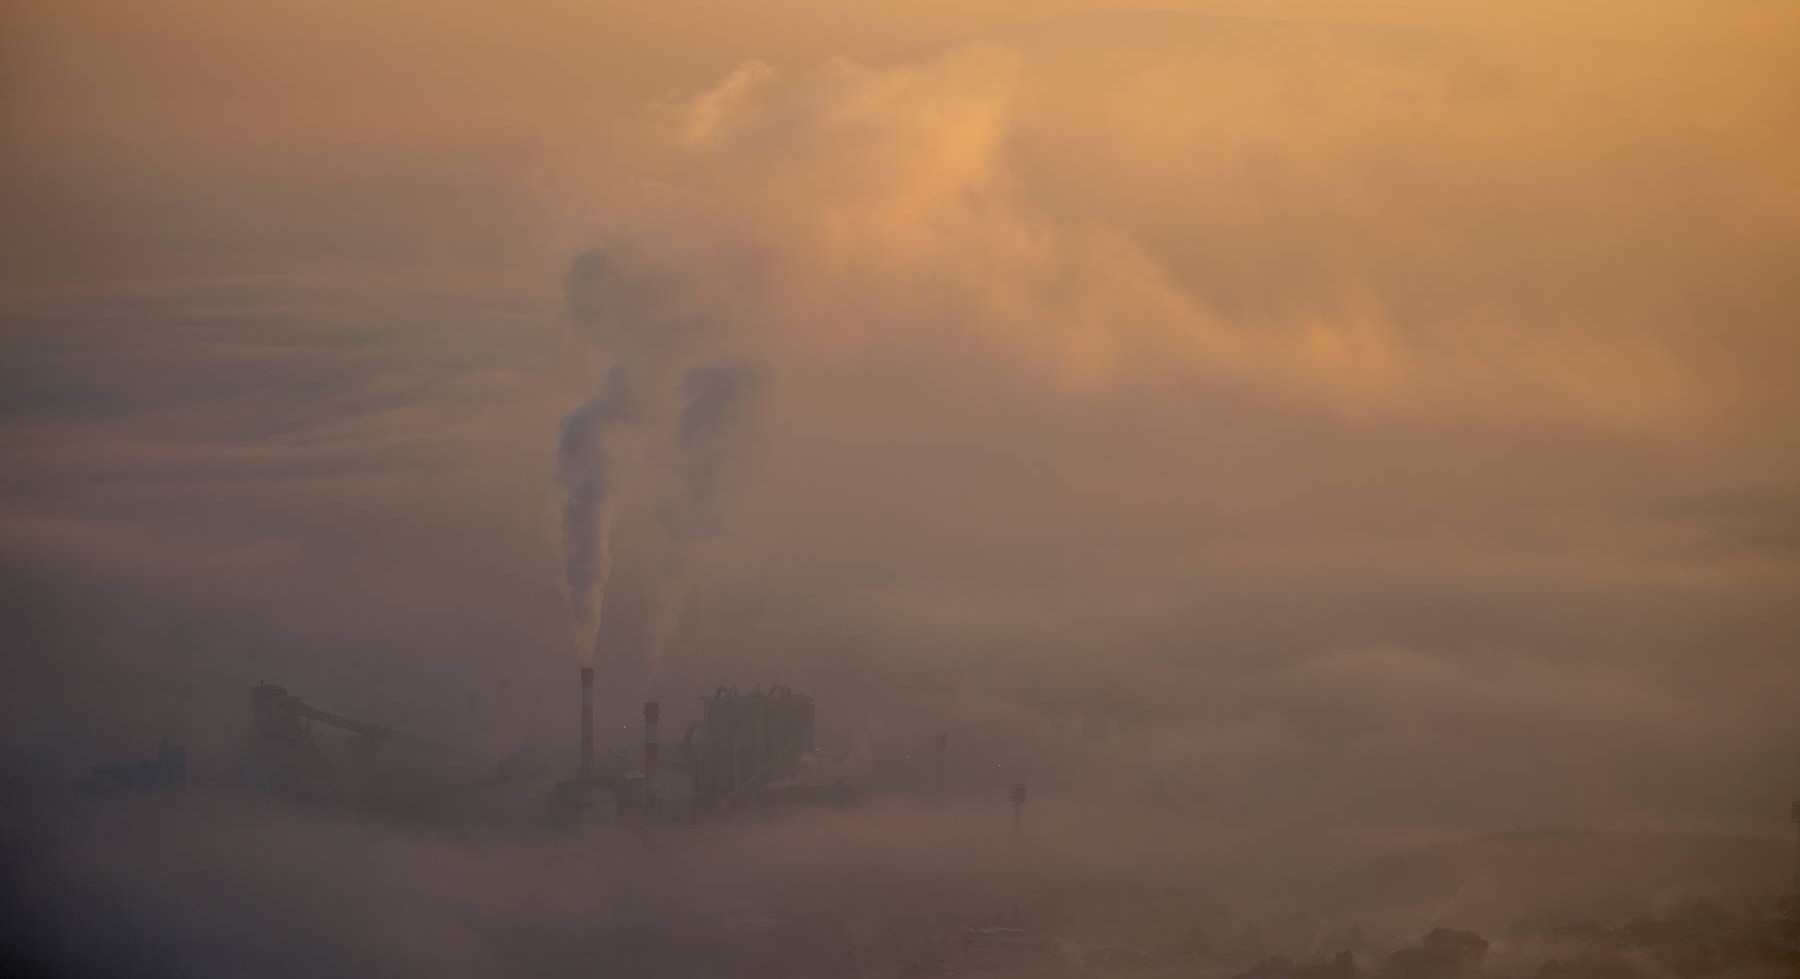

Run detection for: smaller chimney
[[643, 701, 661, 773], [643, 701, 660, 820], [580, 667, 594, 780]]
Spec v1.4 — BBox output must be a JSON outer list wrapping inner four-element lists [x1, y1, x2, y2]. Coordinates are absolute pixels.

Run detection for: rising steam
[[556, 249, 759, 676], [556, 362, 639, 664], [643, 363, 762, 678]]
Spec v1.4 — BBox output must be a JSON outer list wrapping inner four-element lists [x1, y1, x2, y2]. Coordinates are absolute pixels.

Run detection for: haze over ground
[[3, 5, 1799, 961]]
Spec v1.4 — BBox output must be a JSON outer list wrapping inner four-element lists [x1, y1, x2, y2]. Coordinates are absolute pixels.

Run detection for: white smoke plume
[[555, 362, 639, 665], [643, 363, 762, 679], [556, 249, 760, 676]]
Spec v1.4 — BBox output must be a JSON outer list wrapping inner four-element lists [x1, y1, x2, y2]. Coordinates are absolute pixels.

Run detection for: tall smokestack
[[580, 667, 595, 780], [643, 701, 660, 822]]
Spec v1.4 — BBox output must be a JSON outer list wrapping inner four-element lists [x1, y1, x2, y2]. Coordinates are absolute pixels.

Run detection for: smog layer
[[3, 2, 1799, 977]]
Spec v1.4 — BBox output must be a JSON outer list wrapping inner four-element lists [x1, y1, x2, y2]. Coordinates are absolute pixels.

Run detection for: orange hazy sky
[[2, 0, 1798, 836]]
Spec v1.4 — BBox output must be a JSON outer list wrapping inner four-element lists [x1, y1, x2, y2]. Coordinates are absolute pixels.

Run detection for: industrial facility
[[553, 675, 849, 826], [228, 667, 853, 829], [60, 675, 1800, 979], [685, 684, 823, 810], [243, 681, 463, 802]]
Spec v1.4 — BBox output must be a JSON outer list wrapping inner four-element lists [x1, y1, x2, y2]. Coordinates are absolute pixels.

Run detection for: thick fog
[[3, 2, 1798, 977]]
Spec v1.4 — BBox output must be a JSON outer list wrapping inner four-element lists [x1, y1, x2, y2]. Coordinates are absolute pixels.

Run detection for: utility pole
[[1791, 800, 1800, 896], [1011, 782, 1028, 840], [643, 701, 660, 825]]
